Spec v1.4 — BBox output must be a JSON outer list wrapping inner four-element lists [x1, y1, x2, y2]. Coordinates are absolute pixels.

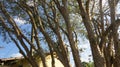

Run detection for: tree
[[77, 0, 120, 67], [0, 0, 120, 67]]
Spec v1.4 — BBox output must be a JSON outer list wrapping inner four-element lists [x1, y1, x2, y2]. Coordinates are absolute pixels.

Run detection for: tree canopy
[[0, 0, 120, 67]]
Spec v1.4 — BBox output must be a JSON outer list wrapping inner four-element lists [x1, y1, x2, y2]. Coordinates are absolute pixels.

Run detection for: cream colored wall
[[39, 55, 64, 67]]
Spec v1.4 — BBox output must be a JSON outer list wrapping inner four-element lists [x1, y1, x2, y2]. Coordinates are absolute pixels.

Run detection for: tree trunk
[[90, 40, 106, 67], [108, 0, 120, 66], [77, 0, 106, 67], [61, 7, 82, 67]]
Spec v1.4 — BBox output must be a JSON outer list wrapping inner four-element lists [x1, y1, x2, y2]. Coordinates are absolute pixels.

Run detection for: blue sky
[[0, 40, 19, 58]]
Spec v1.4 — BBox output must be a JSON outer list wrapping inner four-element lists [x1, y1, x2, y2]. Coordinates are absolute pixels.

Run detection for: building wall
[[39, 55, 64, 67], [1, 55, 64, 67]]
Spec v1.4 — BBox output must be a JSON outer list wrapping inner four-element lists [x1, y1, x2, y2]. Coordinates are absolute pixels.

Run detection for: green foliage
[[82, 62, 94, 67]]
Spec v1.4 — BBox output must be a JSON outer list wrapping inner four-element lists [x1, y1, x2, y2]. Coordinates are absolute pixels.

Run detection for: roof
[[0, 57, 24, 61], [0, 57, 24, 65]]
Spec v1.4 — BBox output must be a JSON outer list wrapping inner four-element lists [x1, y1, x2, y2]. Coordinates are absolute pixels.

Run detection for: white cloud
[[14, 17, 26, 26], [11, 53, 23, 57]]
